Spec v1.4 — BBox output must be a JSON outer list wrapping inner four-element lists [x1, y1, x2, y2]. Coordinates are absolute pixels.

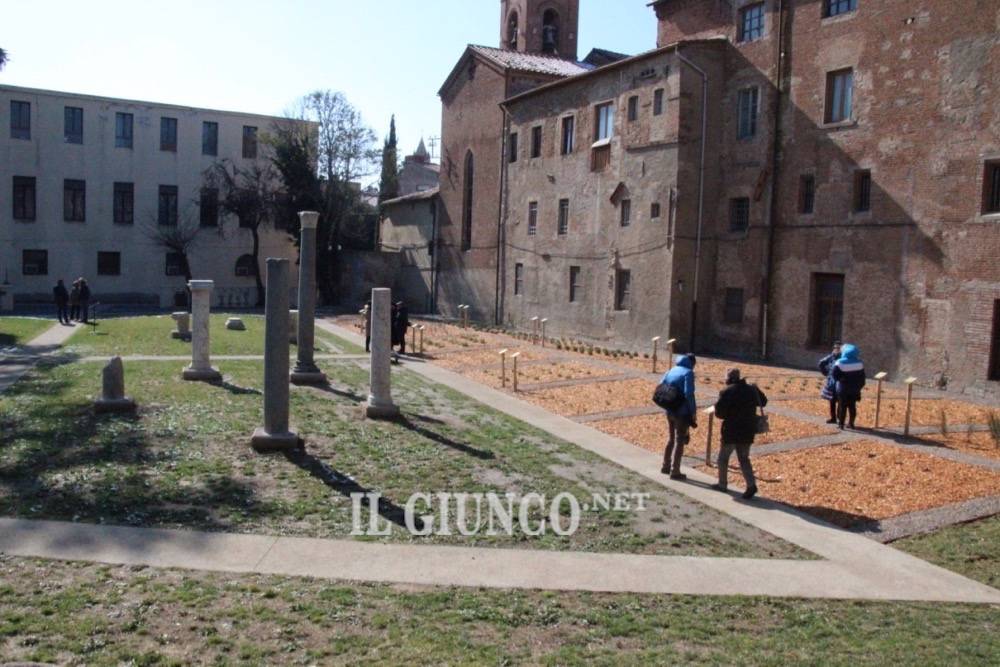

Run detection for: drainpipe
[[430, 196, 439, 312], [495, 106, 510, 326], [676, 48, 708, 352]]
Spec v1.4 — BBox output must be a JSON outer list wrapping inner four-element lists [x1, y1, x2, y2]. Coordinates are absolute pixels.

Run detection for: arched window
[[506, 12, 519, 49], [461, 151, 474, 251], [542, 9, 560, 54], [235, 254, 256, 277]]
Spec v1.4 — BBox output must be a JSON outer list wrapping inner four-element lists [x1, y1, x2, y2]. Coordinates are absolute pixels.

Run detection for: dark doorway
[[811, 273, 844, 347], [990, 300, 1000, 381]]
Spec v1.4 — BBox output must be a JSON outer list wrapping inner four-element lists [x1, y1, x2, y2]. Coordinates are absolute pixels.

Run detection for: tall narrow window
[[561, 116, 575, 155], [13, 176, 36, 221], [508, 132, 518, 163], [557, 199, 569, 235], [615, 269, 631, 310], [64, 179, 86, 222], [825, 68, 854, 123], [158, 185, 178, 226], [800, 175, 816, 214], [990, 300, 1000, 381], [982, 161, 1000, 214], [200, 187, 219, 227], [853, 169, 871, 212], [115, 112, 133, 148], [202, 121, 218, 156], [824, 0, 857, 18], [627, 95, 639, 122], [527, 201, 538, 236], [242, 126, 258, 159], [724, 288, 745, 324], [22, 249, 48, 276], [97, 251, 121, 276], [64, 106, 83, 144], [113, 182, 134, 225], [10, 101, 30, 140], [730, 197, 750, 231], [812, 273, 844, 347], [542, 9, 560, 54], [514, 263, 524, 296], [569, 266, 581, 303], [160, 117, 178, 152], [653, 89, 665, 116], [620, 199, 631, 227], [595, 103, 614, 141], [651, 202, 662, 220], [461, 151, 474, 250], [531, 125, 542, 158], [737, 87, 759, 139], [738, 3, 765, 43]]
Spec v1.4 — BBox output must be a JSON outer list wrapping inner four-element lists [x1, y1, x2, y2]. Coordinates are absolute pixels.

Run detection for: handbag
[[653, 382, 684, 411], [753, 384, 769, 434]]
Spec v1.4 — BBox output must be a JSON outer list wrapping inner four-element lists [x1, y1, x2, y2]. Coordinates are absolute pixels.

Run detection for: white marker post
[[651, 336, 661, 373], [903, 377, 918, 437], [511, 352, 521, 392], [540, 318, 548, 347], [417, 325, 426, 355], [666, 338, 677, 363], [530, 317, 539, 345], [499, 349, 508, 388], [703, 405, 716, 467], [873, 372, 888, 429]]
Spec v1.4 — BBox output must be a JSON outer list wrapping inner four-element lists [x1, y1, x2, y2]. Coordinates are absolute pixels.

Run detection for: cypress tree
[[378, 115, 399, 204]]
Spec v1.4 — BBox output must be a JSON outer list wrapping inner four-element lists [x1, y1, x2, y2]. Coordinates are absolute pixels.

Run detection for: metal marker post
[[704, 406, 716, 467], [541, 318, 548, 347], [499, 349, 508, 388], [511, 352, 521, 392], [666, 338, 677, 362], [903, 377, 917, 437], [873, 372, 888, 429], [418, 325, 425, 355], [651, 336, 661, 373], [530, 317, 539, 345]]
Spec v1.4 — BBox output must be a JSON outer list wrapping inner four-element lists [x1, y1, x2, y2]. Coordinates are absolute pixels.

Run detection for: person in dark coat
[[659, 353, 697, 480], [394, 302, 410, 354], [78, 278, 91, 324], [363, 301, 372, 353], [53, 280, 70, 325], [831, 343, 866, 430], [817, 341, 841, 424], [712, 368, 767, 499], [69, 280, 81, 321], [389, 302, 401, 351]]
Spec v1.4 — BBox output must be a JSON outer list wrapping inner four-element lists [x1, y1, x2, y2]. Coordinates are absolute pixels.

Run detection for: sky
[[1, 1, 656, 170]]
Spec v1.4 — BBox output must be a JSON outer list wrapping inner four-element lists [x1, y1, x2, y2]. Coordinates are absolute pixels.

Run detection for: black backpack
[[652, 382, 684, 411]]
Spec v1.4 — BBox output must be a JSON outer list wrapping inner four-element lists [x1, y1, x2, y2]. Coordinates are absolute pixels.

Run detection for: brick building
[[437, 0, 1000, 397]]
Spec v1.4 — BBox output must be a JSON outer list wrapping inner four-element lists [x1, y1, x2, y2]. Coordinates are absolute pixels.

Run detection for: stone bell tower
[[500, 0, 579, 60]]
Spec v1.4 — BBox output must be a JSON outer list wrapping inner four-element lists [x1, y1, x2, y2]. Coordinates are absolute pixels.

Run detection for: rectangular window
[[160, 117, 178, 152], [514, 263, 524, 296], [620, 199, 631, 227], [158, 185, 178, 226], [569, 266, 581, 303], [627, 95, 639, 122], [527, 202, 538, 236], [724, 288, 745, 324], [853, 169, 871, 212], [825, 68, 854, 123], [22, 249, 48, 276], [13, 176, 36, 221], [561, 116, 575, 155], [64, 106, 83, 144], [165, 252, 185, 277], [729, 197, 750, 231], [990, 300, 1000, 381], [812, 273, 844, 347], [200, 187, 219, 227], [531, 125, 542, 158], [97, 251, 121, 276], [63, 179, 86, 222], [557, 199, 569, 235], [10, 101, 30, 139], [982, 161, 1000, 214], [595, 103, 615, 141], [653, 89, 665, 116], [737, 87, 759, 139], [824, 0, 857, 18], [508, 132, 518, 163], [113, 182, 134, 225], [615, 269, 631, 311], [202, 121, 218, 156], [738, 2, 765, 43], [800, 174, 816, 214], [651, 202, 662, 219], [242, 125, 258, 158], [115, 112, 133, 148]]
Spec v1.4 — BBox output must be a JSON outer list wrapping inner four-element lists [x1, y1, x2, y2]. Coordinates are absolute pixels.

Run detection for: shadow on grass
[[397, 414, 495, 461], [309, 383, 367, 403], [209, 380, 262, 396]]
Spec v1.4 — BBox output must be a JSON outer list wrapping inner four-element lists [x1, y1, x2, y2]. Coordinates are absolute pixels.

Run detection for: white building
[[0, 85, 306, 310]]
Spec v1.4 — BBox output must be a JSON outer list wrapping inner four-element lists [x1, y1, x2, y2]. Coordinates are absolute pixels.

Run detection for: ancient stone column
[[365, 287, 399, 419], [251, 258, 300, 452], [171, 312, 190, 340], [291, 211, 326, 384], [182, 280, 221, 382], [94, 356, 136, 413]]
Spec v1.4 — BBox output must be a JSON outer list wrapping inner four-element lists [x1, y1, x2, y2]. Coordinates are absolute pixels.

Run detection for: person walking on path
[[818, 341, 841, 424], [78, 278, 92, 325], [712, 368, 766, 500], [69, 280, 81, 322], [52, 280, 70, 325], [659, 353, 698, 480], [363, 300, 372, 353], [832, 343, 866, 430], [393, 301, 410, 354]]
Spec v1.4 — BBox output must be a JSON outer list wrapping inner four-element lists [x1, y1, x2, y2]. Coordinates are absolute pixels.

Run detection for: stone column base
[[182, 367, 222, 382], [290, 370, 328, 386], [250, 427, 301, 453], [364, 398, 399, 420], [94, 397, 136, 414]]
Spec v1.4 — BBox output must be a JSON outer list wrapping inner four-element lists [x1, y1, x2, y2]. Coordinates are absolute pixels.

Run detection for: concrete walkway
[[0, 321, 80, 393]]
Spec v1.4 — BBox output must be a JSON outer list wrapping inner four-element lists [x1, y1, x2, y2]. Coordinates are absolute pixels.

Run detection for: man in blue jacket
[[660, 353, 697, 480]]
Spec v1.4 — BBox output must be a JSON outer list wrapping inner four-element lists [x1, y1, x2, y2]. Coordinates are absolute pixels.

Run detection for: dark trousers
[[718, 442, 756, 490], [70, 304, 80, 320], [664, 414, 690, 474], [56, 303, 69, 324], [80, 302, 89, 324], [828, 398, 838, 421], [838, 398, 858, 428]]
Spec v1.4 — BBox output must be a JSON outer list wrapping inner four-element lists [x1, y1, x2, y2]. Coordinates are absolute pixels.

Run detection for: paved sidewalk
[[0, 321, 80, 393]]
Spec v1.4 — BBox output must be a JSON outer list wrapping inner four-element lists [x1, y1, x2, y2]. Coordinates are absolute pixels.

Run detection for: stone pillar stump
[[365, 287, 399, 419], [182, 281, 221, 382], [291, 211, 326, 385]]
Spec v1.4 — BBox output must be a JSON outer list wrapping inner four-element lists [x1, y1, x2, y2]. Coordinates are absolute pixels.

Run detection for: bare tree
[[141, 207, 212, 308], [0, 48, 8, 71]]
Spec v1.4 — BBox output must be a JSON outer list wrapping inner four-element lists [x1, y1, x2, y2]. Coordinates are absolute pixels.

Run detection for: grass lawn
[[0, 357, 805, 558], [62, 314, 362, 356], [0, 316, 55, 346], [1, 555, 996, 666], [894, 515, 1000, 588]]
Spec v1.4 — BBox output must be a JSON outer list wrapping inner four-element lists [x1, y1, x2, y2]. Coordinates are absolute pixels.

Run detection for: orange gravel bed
[[467, 361, 617, 389], [909, 431, 1000, 461], [589, 411, 838, 458], [703, 440, 1000, 527], [778, 397, 995, 429], [432, 348, 548, 372], [519, 378, 663, 417]]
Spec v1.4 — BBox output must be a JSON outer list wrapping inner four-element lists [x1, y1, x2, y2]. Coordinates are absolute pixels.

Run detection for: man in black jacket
[[53, 280, 69, 324], [712, 368, 767, 499]]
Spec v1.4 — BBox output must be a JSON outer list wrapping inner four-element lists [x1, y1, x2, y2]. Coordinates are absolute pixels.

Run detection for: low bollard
[[873, 372, 888, 429], [666, 338, 677, 362], [703, 406, 716, 467], [411, 325, 417, 352], [511, 352, 521, 392], [417, 325, 425, 355], [499, 349, 508, 388], [530, 317, 539, 344], [541, 318, 548, 347], [903, 377, 918, 437], [651, 336, 661, 373]]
